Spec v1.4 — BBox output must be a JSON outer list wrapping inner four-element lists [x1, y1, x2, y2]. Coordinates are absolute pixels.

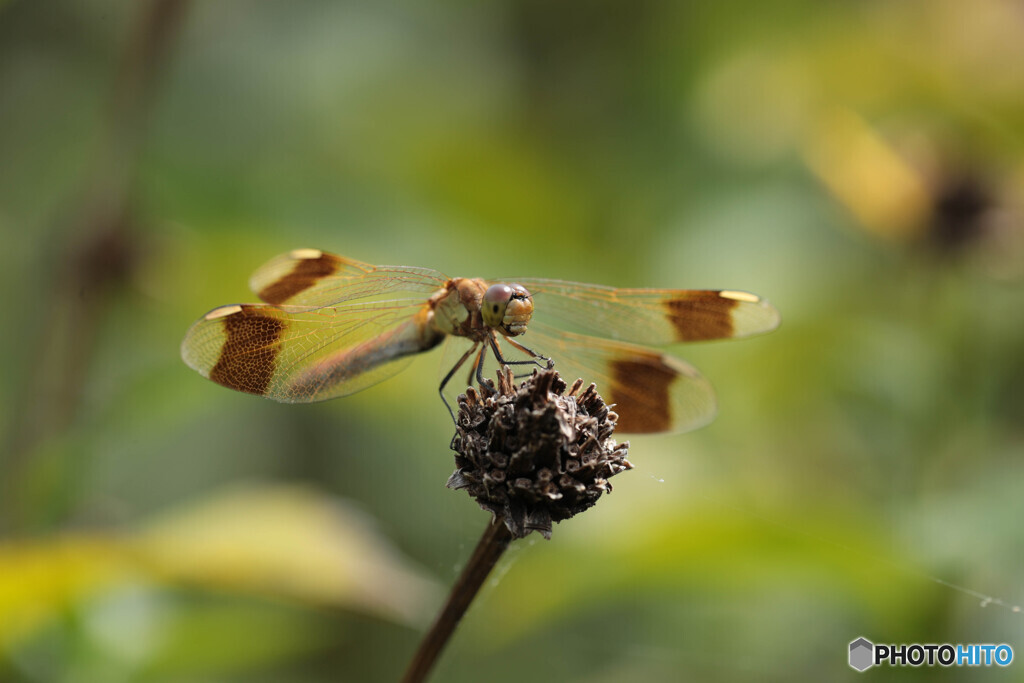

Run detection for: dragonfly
[[181, 249, 779, 434]]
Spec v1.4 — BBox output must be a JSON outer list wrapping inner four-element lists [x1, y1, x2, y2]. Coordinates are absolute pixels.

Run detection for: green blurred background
[[2, 1, 1023, 681]]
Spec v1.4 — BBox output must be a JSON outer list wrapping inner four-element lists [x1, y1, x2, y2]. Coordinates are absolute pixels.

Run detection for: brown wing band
[[664, 293, 739, 342], [608, 354, 677, 433], [258, 252, 342, 304], [209, 306, 285, 395]]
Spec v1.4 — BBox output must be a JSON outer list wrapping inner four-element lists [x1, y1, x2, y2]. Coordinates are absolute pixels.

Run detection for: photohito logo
[[848, 637, 1013, 671]]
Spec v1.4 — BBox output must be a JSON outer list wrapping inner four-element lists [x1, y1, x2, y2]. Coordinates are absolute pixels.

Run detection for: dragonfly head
[[482, 283, 533, 336]]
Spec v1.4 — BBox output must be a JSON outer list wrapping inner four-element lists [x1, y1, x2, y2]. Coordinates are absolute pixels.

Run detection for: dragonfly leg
[[439, 342, 479, 423], [506, 336, 549, 363], [488, 336, 548, 380], [471, 344, 488, 387], [489, 335, 548, 368]]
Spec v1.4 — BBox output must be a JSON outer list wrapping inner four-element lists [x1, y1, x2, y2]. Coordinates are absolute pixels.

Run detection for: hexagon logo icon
[[849, 637, 874, 672]]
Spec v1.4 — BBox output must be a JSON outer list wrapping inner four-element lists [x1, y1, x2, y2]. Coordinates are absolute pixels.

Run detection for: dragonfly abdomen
[[285, 318, 444, 401]]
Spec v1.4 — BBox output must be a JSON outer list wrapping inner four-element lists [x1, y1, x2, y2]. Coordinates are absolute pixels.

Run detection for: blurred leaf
[[0, 484, 439, 661], [0, 536, 127, 653], [130, 483, 439, 624]]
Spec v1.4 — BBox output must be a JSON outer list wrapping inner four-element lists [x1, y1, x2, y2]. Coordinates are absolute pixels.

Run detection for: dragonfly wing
[[250, 248, 450, 308], [181, 299, 439, 402], [520, 322, 718, 435], [512, 278, 779, 346]]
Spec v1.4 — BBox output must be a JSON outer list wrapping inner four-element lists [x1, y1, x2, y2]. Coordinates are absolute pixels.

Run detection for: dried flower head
[[447, 364, 632, 539]]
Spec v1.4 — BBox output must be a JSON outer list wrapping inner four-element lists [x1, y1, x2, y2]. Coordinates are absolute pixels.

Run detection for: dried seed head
[[447, 364, 632, 539]]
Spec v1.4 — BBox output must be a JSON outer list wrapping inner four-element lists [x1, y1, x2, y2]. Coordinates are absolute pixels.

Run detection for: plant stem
[[401, 519, 513, 683]]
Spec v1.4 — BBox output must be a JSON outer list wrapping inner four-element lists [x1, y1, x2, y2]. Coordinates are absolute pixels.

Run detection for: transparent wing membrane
[[512, 278, 779, 345]]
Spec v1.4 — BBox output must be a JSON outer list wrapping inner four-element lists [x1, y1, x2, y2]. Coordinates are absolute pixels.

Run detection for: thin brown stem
[[401, 519, 513, 683]]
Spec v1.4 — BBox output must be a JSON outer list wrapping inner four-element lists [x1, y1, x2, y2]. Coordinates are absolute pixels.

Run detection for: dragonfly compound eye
[[482, 284, 514, 328]]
